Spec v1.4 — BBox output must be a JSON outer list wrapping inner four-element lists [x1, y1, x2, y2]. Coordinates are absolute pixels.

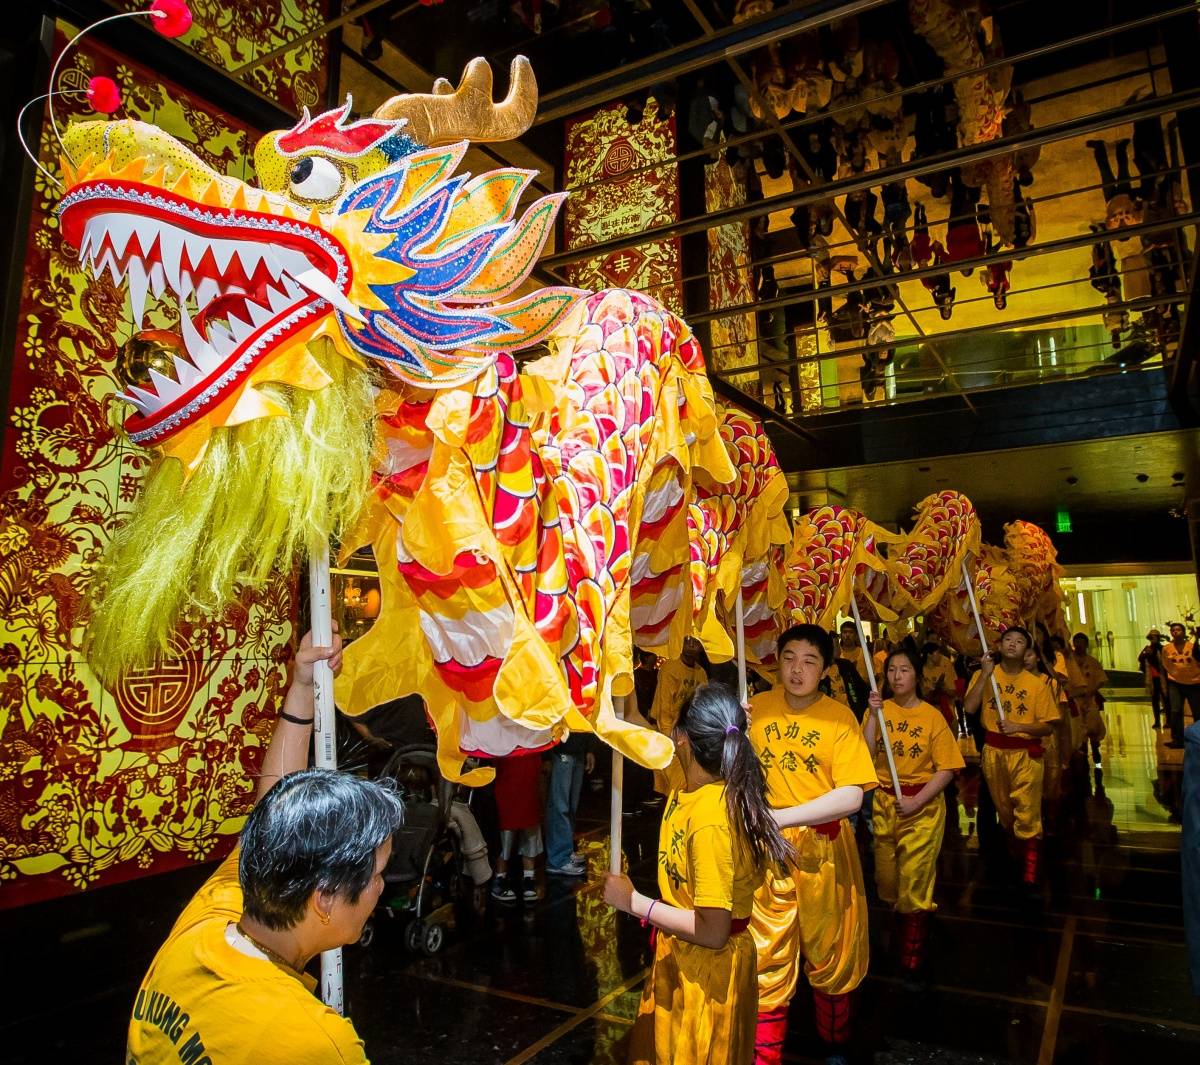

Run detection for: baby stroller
[[346, 697, 491, 955]]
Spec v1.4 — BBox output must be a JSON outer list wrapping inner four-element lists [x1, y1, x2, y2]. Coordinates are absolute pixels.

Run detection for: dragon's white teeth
[[158, 230, 185, 293], [207, 322, 238, 358], [127, 257, 149, 328], [106, 216, 138, 260], [233, 245, 267, 278], [210, 240, 239, 276], [244, 298, 273, 329], [178, 311, 223, 374], [148, 367, 184, 404], [227, 311, 255, 343], [183, 234, 211, 273], [264, 283, 291, 315], [96, 248, 121, 285], [294, 267, 363, 321], [121, 385, 160, 416], [171, 355, 204, 390], [148, 261, 166, 299], [79, 223, 96, 261], [195, 277, 221, 308]]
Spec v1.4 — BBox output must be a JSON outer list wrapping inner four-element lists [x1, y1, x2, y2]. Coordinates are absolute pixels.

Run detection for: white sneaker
[[546, 858, 587, 877]]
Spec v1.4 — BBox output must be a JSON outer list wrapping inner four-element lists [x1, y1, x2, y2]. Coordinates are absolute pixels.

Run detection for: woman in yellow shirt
[[605, 683, 792, 1065], [864, 649, 964, 983]]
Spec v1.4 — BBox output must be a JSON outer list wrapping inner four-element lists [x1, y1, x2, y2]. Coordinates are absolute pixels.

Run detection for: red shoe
[[1022, 837, 1040, 886], [898, 910, 930, 973], [812, 989, 853, 1046]]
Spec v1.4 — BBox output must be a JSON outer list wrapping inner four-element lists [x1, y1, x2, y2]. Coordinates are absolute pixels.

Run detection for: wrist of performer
[[278, 708, 314, 726], [630, 890, 654, 921]]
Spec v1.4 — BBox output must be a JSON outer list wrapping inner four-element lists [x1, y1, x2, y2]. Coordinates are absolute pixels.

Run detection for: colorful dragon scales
[[59, 53, 1065, 782]]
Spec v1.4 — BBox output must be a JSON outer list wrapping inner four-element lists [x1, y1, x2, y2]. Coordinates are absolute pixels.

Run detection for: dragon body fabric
[[57, 57, 746, 781]]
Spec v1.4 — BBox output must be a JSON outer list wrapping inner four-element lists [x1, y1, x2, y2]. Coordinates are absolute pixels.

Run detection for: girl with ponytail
[[605, 682, 790, 1064]]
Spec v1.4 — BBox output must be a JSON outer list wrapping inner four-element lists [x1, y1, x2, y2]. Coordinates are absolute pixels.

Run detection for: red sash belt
[[811, 819, 841, 840], [879, 782, 925, 797], [985, 730, 1043, 758]]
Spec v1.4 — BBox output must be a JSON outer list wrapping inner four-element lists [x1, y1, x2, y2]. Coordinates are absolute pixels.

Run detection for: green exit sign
[[1056, 509, 1072, 533]]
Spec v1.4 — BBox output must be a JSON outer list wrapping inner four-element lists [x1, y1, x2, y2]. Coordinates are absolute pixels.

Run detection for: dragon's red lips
[[57, 178, 356, 444]]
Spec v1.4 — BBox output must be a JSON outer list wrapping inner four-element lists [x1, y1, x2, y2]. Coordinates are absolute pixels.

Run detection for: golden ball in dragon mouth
[[116, 329, 188, 390]]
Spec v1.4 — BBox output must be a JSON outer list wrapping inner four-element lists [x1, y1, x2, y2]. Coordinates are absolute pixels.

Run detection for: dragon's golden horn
[[373, 56, 538, 145]]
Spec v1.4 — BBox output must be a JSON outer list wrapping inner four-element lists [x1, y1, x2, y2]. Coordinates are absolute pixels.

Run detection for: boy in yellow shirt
[[863, 648, 963, 982], [1065, 633, 1109, 769], [749, 624, 878, 1064], [963, 626, 1058, 887]]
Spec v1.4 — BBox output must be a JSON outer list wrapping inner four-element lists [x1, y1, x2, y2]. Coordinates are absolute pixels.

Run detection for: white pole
[[308, 547, 343, 1013], [848, 588, 903, 798], [960, 566, 1007, 723], [734, 589, 748, 705], [609, 694, 625, 874]]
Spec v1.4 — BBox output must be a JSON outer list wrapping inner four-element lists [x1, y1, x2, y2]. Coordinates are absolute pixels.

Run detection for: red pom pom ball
[[149, 0, 192, 38], [87, 76, 122, 114]]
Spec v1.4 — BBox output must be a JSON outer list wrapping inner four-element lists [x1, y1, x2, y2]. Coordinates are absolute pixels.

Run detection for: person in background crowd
[[921, 640, 958, 725], [1162, 622, 1200, 750], [544, 727, 596, 878], [128, 627, 401, 1065], [650, 637, 709, 795], [864, 648, 964, 984], [606, 683, 793, 1065], [836, 620, 868, 687], [491, 753, 544, 904], [749, 625, 877, 1065], [1139, 629, 1167, 730], [1065, 633, 1109, 770]]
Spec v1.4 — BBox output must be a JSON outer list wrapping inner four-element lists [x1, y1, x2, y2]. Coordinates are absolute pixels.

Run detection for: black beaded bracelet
[[279, 710, 315, 726]]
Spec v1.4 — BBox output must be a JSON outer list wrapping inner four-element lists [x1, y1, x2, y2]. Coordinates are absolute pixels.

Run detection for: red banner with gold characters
[[562, 101, 683, 314], [0, 26, 296, 909]]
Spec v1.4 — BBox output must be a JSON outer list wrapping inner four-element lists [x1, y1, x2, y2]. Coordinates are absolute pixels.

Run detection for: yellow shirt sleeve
[[688, 823, 735, 911], [1032, 675, 1060, 725], [928, 713, 966, 771], [832, 717, 879, 791]]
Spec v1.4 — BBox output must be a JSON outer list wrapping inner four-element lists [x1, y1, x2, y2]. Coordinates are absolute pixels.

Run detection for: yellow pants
[[1066, 705, 1085, 755], [1081, 698, 1106, 742], [1042, 729, 1062, 803], [981, 745, 1044, 840], [627, 929, 757, 1065], [750, 821, 869, 1012], [872, 790, 945, 913]]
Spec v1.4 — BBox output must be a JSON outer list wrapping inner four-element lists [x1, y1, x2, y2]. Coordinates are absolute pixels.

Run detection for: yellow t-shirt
[[127, 850, 368, 1065], [1161, 640, 1200, 685], [838, 644, 867, 681], [1065, 653, 1109, 709], [966, 667, 1059, 732], [748, 689, 878, 808], [824, 665, 851, 707], [657, 781, 759, 920], [651, 659, 708, 733], [868, 699, 965, 786]]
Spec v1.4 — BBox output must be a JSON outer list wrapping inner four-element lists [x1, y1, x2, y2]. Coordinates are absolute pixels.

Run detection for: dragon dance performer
[[749, 625, 878, 1065], [1065, 633, 1109, 770], [605, 684, 792, 1064], [651, 637, 709, 795], [964, 627, 1058, 887], [127, 628, 403, 1065], [863, 649, 964, 981], [1024, 644, 1065, 834]]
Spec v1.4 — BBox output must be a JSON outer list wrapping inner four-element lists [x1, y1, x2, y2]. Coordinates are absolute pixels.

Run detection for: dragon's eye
[[288, 156, 343, 202]]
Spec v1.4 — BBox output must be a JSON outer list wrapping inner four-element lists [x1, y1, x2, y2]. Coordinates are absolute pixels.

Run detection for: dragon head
[[57, 56, 578, 469], [58, 57, 584, 677]]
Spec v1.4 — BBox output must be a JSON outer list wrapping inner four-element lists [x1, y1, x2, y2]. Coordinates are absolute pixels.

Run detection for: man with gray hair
[[127, 628, 402, 1064]]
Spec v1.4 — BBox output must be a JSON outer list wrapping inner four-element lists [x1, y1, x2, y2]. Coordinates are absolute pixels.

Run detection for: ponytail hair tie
[[725, 725, 740, 736]]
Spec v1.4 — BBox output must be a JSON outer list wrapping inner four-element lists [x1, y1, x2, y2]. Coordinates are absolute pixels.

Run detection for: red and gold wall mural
[[562, 101, 683, 314], [118, 0, 332, 112], [0, 27, 296, 909], [703, 155, 760, 398]]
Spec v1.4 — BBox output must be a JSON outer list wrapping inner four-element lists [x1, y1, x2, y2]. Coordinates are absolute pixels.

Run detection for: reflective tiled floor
[[2, 696, 1196, 1063]]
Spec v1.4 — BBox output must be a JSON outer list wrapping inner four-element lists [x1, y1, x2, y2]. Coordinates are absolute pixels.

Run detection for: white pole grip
[[308, 548, 343, 1013], [609, 694, 625, 875], [849, 589, 903, 798], [734, 589, 748, 705]]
